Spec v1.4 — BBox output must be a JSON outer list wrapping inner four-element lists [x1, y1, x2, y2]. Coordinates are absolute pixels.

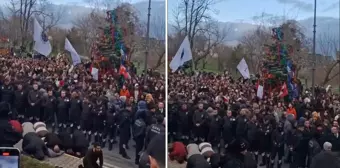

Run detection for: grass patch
[[21, 155, 54, 168]]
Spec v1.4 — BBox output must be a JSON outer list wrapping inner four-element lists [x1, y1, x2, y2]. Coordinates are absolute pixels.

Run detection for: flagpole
[[144, 0, 151, 84], [184, 1, 197, 88], [311, 0, 316, 97]]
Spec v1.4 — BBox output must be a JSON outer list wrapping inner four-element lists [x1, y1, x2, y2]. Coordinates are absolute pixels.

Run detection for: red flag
[[279, 82, 288, 98], [119, 65, 130, 79]]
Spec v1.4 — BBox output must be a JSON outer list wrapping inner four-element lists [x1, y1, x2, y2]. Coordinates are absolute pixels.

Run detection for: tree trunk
[[322, 62, 339, 86]]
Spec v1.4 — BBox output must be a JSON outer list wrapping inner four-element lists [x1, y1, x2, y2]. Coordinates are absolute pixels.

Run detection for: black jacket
[[186, 154, 211, 168], [73, 130, 89, 148], [22, 132, 48, 160], [1, 84, 14, 105], [133, 118, 146, 138], [44, 132, 62, 149]]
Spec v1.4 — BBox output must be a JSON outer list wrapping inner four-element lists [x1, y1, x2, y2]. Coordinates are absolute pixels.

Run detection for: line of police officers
[[1, 79, 165, 163], [169, 102, 338, 168]]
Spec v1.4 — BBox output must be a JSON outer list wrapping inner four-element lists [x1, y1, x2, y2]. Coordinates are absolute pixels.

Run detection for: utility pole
[[311, 0, 316, 97], [144, 0, 151, 84]]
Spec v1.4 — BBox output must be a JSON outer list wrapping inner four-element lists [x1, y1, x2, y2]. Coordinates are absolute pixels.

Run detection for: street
[[14, 127, 138, 168]]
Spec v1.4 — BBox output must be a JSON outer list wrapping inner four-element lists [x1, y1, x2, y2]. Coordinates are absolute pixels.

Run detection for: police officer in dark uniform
[[145, 115, 165, 149], [14, 83, 27, 122], [223, 110, 236, 154], [80, 96, 93, 141], [56, 90, 70, 132], [118, 103, 132, 159], [192, 103, 208, 143], [27, 83, 41, 122], [93, 96, 107, 144], [270, 121, 285, 168], [69, 91, 82, 133], [259, 115, 273, 167], [207, 108, 223, 152], [246, 114, 259, 164], [289, 121, 305, 168], [177, 103, 192, 145], [105, 101, 118, 150], [1, 78, 14, 106], [223, 138, 257, 168], [133, 110, 146, 164], [42, 90, 57, 132], [235, 108, 248, 139]]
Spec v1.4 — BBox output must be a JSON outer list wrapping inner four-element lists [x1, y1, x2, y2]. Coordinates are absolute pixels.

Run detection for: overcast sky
[[168, 0, 339, 23]]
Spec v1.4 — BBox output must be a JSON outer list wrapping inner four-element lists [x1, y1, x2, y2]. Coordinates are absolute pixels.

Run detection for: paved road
[[15, 127, 137, 168]]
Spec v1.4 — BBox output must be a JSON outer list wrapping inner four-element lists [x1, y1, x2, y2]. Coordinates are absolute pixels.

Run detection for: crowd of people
[[0, 53, 166, 168], [168, 71, 340, 168]]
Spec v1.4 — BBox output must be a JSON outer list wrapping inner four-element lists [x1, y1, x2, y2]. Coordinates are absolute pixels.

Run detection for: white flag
[[65, 38, 81, 65], [257, 85, 264, 99], [169, 36, 193, 72], [33, 18, 52, 56], [91, 67, 99, 80], [237, 58, 250, 79]]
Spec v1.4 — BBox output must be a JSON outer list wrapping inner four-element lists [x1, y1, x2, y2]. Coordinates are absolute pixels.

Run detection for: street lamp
[[144, 0, 151, 84], [311, 0, 316, 97]]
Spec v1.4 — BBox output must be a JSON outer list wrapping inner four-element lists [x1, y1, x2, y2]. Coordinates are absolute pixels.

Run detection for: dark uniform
[[207, 114, 223, 151], [235, 114, 248, 139], [105, 104, 119, 150], [27, 87, 41, 121], [246, 120, 259, 163], [14, 88, 27, 122], [56, 96, 70, 131], [192, 109, 208, 142], [270, 123, 285, 168], [42, 94, 57, 130], [1, 83, 14, 106], [259, 120, 273, 167], [289, 127, 305, 168], [93, 99, 107, 143], [133, 112, 146, 164], [145, 120, 165, 149], [69, 97, 82, 131], [177, 107, 192, 145], [223, 115, 236, 154], [80, 100, 93, 141], [118, 108, 132, 158]]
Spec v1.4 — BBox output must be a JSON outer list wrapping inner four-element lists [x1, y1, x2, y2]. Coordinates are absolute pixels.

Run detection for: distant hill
[[1, 0, 339, 54]]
